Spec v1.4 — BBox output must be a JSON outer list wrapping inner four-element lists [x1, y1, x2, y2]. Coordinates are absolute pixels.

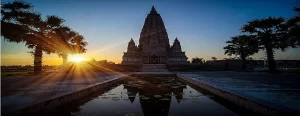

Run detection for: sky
[[1, 0, 300, 65]]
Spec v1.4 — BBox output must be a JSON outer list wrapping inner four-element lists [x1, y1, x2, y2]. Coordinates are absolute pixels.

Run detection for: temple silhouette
[[122, 6, 188, 64]]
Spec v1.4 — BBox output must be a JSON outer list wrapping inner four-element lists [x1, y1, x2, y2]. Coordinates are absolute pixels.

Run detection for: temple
[[122, 6, 188, 64]]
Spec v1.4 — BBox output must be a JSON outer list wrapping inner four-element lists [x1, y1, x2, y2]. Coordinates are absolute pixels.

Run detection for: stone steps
[[140, 64, 169, 72]]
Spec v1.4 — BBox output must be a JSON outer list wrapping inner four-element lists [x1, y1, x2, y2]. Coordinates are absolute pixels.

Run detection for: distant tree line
[[191, 57, 205, 64], [90, 58, 116, 65], [1, 1, 87, 74], [223, 8, 300, 72]]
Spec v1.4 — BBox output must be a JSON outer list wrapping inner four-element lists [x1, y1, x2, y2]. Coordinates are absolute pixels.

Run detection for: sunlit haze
[[71, 57, 84, 63]]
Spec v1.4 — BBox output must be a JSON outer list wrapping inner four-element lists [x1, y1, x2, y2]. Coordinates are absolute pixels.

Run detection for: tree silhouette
[[241, 17, 288, 72], [224, 35, 259, 70], [191, 57, 204, 64], [70, 34, 87, 57], [2, 1, 65, 74], [51, 26, 87, 64], [25, 15, 65, 74], [2, 1, 33, 43], [286, 7, 300, 47], [90, 58, 97, 62], [211, 57, 217, 61], [51, 26, 74, 64]]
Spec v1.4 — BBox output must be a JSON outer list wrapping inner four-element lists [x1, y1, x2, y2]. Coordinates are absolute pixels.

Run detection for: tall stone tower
[[122, 6, 188, 64]]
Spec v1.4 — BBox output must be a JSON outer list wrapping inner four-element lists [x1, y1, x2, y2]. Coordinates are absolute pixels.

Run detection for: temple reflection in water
[[123, 77, 186, 115]]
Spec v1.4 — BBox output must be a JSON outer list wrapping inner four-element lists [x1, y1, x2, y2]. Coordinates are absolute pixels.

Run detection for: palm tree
[[69, 34, 88, 62], [50, 26, 87, 64], [51, 26, 74, 64], [286, 7, 300, 47], [241, 17, 288, 72], [224, 35, 259, 70], [2, 1, 65, 74], [29, 15, 65, 74], [1, 1, 33, 43]]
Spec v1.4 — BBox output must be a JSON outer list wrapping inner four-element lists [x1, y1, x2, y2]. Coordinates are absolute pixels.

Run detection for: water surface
[[30, 77, 253, 116]]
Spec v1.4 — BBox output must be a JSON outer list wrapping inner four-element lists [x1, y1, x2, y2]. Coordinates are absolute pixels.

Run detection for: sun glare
[[71, 57, 83, 62]]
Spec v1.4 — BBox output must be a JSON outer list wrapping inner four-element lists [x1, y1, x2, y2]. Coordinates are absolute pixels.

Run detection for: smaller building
[[167, 38, 189, 64]]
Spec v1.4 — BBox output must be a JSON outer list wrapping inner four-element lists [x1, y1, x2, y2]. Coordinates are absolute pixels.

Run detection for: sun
[[71, 57, 83, 62]]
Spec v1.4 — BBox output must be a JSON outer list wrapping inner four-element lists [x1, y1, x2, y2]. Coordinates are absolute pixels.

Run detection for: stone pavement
[[177, 71, 300, 113], [1, 72, 130, 113]]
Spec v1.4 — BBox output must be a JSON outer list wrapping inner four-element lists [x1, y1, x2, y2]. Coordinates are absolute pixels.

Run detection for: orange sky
[[1, 39, 300, 66]]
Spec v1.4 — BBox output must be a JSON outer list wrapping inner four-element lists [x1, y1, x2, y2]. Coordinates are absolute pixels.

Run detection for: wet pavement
[[178, 71, 300, 112], [1, 72, 129, 113]]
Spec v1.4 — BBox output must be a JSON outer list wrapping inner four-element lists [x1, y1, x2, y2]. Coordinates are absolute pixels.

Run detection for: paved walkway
[[1, 72, 130, 113], [178, 71, 300, 112]]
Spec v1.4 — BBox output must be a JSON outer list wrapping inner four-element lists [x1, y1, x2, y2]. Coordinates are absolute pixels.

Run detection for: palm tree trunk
[[62, 53, 68, 64], [34, 45, 43, 75], [240, 48, 246, 70], [266, 47, 276, 73], [241, 54, 246, 70]]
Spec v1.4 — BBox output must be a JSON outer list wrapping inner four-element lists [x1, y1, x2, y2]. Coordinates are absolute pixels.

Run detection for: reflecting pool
[[28, 77, 254, 116]]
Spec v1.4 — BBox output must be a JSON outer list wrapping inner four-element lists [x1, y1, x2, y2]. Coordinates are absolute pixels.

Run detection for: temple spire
[[172, 37, 182, 52], [121, 6, 189, 64], [130, 38, 134, 43], [127, 38, 136, 52], [150, 6, 158, 14]]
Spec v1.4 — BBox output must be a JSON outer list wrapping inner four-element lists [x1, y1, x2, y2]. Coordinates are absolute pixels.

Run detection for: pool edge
[[8, 76, 128, 116], [176, 74, 299, 116]]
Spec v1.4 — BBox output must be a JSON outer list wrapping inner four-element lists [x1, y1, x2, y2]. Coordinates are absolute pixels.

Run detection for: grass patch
[[1, 71, 32, 77], [278, 69, 300, 73]]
